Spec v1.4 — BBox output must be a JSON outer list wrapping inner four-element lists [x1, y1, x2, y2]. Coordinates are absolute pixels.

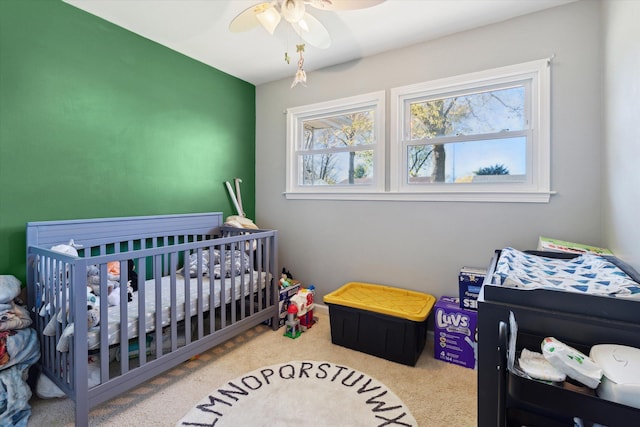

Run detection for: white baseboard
[[313, 303, 329, 314]]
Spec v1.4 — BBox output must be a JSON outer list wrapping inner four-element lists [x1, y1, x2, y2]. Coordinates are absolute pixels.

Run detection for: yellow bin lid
[[323, 282, 436, 322]]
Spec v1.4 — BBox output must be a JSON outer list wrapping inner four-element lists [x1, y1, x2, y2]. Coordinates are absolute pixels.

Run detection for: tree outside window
[[286, 91, 385, 195], [407, 86, 526, 184], [302, 111, 374, 185]]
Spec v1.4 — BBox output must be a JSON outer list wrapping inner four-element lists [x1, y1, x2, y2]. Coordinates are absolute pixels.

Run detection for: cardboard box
[[434, 296, 477, 370], [458, 267, 486, 311], [324, 282, 436, 366], [537, 236, 613, 255], [275, 281, 301, 328]]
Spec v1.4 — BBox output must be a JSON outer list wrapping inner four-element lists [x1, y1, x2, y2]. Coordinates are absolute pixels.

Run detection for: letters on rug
[[176, 360, 417, 427]]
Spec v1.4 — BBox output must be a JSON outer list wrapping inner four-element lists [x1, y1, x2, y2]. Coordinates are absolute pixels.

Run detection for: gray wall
[[603, 0, 640, 271], [256, 0, 605, 301]]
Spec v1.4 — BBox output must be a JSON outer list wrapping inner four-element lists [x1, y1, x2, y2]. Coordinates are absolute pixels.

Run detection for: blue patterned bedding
[[493, 247, 640, 298]]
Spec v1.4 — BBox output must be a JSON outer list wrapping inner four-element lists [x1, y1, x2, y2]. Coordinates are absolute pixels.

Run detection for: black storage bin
[[324, 282, 435, 366]]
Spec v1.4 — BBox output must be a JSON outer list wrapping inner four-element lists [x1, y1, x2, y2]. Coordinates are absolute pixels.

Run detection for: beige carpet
[[28, 308, 477, 426]]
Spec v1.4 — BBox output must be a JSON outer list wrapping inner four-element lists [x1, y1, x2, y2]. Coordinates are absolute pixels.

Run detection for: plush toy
[[280, 274, 291, 288], [87, 263, 120, 306], [55, 287, 101, 353], [50, 241, 79, 258], [43, 287, 100, 353], [87, 260, 137, 306], [86, 288, 100, 329], [38, 240, 82, 318], [127, 259, 139, 292], [41, 241, 107, 351], [279, 268, 294, 288]]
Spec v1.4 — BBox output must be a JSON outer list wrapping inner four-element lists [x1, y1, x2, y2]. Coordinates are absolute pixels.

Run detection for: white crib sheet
[[87, 271, 266, 349]]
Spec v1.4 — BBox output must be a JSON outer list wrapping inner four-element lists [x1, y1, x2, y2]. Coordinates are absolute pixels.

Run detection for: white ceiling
[[63, 0, 576, 86]]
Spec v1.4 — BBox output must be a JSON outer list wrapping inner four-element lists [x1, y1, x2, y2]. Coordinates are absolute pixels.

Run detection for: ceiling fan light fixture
[[281, 0, 306, 24], [297, 18, 310, 32], [230, 0, 387, 85], [256, 6, 281, 35]]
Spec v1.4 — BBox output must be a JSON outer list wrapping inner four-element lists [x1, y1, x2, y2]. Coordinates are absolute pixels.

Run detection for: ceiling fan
[[229, 0, 386, 49]]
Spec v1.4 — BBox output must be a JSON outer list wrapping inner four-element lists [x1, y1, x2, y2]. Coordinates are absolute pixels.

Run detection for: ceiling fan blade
[[306, 0, 386, 11], [292, 12, 331, 49], [229, 2, 273, 32]]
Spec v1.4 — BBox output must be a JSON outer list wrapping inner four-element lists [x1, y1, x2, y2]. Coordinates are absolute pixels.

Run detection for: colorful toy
[[280, 274, 291, 288], [290, 288, 315, 330], [279, 267, 295, 288], [283, 303, 301, 339]]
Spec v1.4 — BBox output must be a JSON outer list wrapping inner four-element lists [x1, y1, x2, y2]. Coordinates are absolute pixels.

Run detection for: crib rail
[[26, 213, 278, 426]]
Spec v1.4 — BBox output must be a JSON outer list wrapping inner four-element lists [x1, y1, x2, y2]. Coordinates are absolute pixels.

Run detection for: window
[[285, 91, 385, 198], [390, 59, 551, 202], [284, 59, 551, 202]]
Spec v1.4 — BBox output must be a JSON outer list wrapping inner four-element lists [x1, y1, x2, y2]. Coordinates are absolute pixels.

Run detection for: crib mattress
[[87, 272, 266, 349], [493, 247, 640, 298]]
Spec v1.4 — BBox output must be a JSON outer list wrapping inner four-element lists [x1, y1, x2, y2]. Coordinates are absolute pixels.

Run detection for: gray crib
[[26, 212, 278, 425]]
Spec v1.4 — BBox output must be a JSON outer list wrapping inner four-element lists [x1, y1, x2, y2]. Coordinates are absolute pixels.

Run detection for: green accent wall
[[0, 0, 256, 283]]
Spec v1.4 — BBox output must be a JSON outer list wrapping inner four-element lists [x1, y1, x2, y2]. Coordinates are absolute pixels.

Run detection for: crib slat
[[230, 242, 237, 324], [137, 258, 147, 364], [207, 246, 216, 334], [168, 252, 179, 353], [153, 254, 163, 358], [219, 245, 227, 329], [184, 249, 194, 343], [118, 259, 130, 375]]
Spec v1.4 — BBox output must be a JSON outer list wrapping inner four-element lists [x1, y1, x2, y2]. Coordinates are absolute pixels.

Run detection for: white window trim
[[284, 59, 552, 203], [389, 58, 552, 203], [285, 91, 385, 196]]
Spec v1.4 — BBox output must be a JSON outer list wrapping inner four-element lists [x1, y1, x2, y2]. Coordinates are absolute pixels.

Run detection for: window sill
[[283, 190, 555, 203]]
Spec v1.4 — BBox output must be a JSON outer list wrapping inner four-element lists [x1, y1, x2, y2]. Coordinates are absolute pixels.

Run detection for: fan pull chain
[[291, 44, 307, 88]]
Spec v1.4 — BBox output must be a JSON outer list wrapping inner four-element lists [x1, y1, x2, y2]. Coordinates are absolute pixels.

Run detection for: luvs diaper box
[[434, 296, 477, 369]]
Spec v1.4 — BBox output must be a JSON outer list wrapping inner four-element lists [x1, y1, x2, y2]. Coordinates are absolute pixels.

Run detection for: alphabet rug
[[176, 360, 417, 426]]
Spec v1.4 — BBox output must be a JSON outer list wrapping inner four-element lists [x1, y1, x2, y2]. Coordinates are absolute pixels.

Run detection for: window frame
[[390, 58, 551, 203], [283, 59, 552, 203], [285, 91, 386, 198]]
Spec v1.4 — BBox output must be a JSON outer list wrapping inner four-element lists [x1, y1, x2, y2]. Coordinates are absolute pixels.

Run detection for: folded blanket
[[0, 276, 21, 305], [0, 328, 40, 371], [0, 365, 33, 427], [0, 302, 31, 332], [494, 247, 640, 297]]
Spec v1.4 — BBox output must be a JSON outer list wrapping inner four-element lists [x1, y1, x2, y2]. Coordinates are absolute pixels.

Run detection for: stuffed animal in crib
[[87, 263, 120, 306], [87, 261, 136, 306], [55, 287, 101, 353], [43, 287, 101, 352], [50, 241, 79, 258], [40, 286, 101, 333], [86, 288, 100, 329]]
